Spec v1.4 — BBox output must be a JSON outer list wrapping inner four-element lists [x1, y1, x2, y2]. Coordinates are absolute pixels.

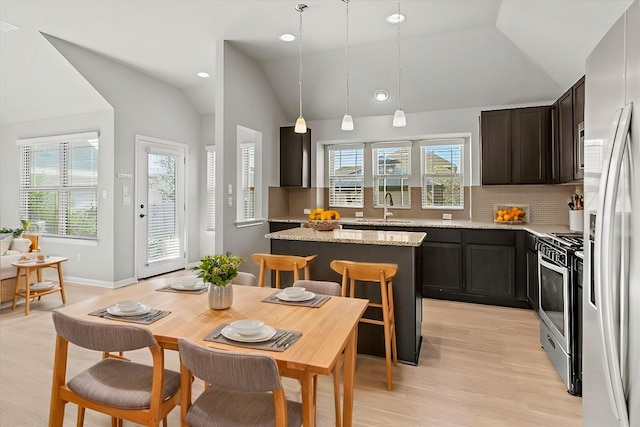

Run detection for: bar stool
[[330, 259, 398, 391], [251, 253, 317, 288]]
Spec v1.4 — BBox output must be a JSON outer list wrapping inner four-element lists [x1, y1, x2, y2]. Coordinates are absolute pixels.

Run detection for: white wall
[[44, 35, 202, 284], [0, 110, 116, 285], [216, 41, 287, 277]]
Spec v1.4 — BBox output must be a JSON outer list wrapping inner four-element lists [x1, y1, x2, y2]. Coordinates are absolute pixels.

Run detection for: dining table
[[54, 282, 368, 427]]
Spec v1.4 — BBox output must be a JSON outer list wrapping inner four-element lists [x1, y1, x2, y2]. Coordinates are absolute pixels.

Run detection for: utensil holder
[[569, 210, 584, 232]]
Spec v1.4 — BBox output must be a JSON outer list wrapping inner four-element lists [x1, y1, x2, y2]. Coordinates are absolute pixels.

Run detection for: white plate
[[30, 281, 54, 291], [221, 325, 277, 342], [107, 304, 151, 317], [171, 282, 207, 291], [276, 291, 316, 302]]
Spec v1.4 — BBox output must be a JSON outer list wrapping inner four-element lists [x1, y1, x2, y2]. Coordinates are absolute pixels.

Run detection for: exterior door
[[135, 135, 187, 279]]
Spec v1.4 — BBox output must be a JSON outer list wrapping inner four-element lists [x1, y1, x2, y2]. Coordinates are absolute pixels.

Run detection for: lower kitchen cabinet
[[421, 227, 529, 309], [466, 244, 515, 298]]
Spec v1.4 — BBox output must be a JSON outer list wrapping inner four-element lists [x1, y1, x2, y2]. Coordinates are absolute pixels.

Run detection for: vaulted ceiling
[[0, 0, 633, 126]]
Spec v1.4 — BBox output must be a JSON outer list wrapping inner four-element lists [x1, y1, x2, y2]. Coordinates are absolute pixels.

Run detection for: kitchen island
[[266, 227, 426, 365]]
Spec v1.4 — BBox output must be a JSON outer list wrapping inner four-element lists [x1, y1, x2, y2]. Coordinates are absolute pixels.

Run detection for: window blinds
[[372, 142, 411, 208], [19, 135, 99, 238], [328, 144, 364, 208], [240, 143, 255, 220], [421, 139, 464, 209], [206, 150, 216, 231]]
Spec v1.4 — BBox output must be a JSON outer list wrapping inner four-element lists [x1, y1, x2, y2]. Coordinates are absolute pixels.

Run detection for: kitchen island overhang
[[266, 227, 426, 365]]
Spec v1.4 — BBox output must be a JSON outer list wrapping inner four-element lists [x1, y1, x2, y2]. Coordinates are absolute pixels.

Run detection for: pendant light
[[341, 0, 354, 131], [393, 1, 406, 127], [294, 4, 308, 134]]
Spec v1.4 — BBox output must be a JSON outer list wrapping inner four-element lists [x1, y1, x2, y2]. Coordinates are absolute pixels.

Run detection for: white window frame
[[206, 147, 216, 231], [420, 138, 464, 210], [328, 144, 364, 208], [372, 141, 412, 209], [17, 131, 100, 240]]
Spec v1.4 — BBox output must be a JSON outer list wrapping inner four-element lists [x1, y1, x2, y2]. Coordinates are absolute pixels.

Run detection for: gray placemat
[[156, 284, 207, 294], [203, 323, 302, 352], [89, 307, 171, 324], [261, 291, 330, 308]]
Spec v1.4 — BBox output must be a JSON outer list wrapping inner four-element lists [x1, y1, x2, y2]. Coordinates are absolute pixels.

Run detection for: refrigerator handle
[[596, 104, 632, 426]]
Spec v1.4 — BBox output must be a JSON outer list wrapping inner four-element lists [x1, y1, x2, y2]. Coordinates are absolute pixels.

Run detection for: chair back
[[233, 271, 258, 286], [178, 338, 281, 392], [329, 260, 398, 297], [293, 279, 341, 296], [52, 310, 157, 352], [251, 253, 317, 288]]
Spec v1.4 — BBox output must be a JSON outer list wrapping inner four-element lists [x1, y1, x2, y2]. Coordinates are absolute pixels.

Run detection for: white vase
[[208, 283, 233, 310]]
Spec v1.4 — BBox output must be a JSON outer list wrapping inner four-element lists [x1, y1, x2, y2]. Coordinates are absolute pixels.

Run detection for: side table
[[11, 256, 68, 315]]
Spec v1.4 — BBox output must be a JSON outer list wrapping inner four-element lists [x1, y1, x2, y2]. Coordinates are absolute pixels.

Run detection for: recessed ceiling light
[[386, 13, 405, 24], [0, 20, 20, 32], [197, 72, 210, 78], [279, 33, 296, 42], [374, 89, 389, 102]]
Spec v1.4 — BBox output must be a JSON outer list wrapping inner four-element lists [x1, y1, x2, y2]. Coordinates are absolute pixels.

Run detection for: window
[[239, 142, 255, 221], [372, 142, 411, 208], [19, 132, 99, 239], [206, 148, 215, 231], [421, 139, 464, 209], [328, 144, 364, 208]]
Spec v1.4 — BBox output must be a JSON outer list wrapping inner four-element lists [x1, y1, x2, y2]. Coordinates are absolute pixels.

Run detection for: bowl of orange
[[494, 204, 529, 224]]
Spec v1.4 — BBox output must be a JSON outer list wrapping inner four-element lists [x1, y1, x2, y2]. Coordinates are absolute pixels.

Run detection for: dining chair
[[232, 271, 258, 286], [49, 311, 181, 427], [330, 259, 399, 391], [251, 253, 317, 288], [178, 338, 302, 427], [293, 279, 344, 427]]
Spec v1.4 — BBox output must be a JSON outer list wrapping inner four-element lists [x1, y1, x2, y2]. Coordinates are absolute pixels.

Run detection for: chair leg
[[333, 367, 342, 427], [388, 284, 398, 367], [381, 282, 394, 391], [76, 407, 85, 427]]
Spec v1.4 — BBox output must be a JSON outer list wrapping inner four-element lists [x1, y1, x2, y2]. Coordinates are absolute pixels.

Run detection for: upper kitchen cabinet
[[481, 106, 551, 185], [280, 126, 311, 187], [557, 76, 585, 183]]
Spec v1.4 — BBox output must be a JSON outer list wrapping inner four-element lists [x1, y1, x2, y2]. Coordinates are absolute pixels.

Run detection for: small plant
[[194, 252, 245, 287], [0, 226, 23, 237]]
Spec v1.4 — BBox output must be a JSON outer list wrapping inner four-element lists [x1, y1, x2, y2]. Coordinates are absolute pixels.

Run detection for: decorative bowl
[[494, 204, 529, 224], [115, 300, 142, 313], [306, 220, 340, 231], [230, 319, 265, 336], [284, 287, 305, 298]]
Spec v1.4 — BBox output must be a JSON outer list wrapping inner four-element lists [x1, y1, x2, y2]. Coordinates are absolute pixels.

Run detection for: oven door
[[538, 254, 571, 353]]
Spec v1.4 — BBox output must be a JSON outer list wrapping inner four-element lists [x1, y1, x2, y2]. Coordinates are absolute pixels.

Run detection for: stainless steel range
[[536, 232, 583, 396]]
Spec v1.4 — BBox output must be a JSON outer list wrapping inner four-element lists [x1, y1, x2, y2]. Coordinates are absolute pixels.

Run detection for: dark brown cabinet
[[481, 106, 551, 185], [481, 110, 512, 185], [421, 228, 463, 294], [557, 76, 585, 183], [280, 126, 311, 187]]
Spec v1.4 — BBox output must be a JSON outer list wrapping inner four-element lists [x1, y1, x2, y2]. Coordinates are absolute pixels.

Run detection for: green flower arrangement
[[194, 252, 245, 287], [0, 221, 30, 238]]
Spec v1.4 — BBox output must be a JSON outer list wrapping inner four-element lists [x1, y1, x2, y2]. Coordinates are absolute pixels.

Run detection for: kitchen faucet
[[383, 192, 394, 220]]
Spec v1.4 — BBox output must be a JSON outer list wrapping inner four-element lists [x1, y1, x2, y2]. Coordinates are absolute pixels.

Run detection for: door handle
[[139, 213, 146, 218]]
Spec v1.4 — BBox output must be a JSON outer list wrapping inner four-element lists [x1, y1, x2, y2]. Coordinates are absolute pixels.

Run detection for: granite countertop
[[268, 216, 575, 237], [265, 227, 426, 247]]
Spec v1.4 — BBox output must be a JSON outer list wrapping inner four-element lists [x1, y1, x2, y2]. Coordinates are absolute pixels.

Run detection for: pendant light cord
[[397, 1, 402, 110], [345, 0, 350, 115], [298, 7, 304, 118]]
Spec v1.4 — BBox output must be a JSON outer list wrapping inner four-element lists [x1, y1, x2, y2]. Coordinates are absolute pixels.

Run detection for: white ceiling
[[0, 0, 633, 126]]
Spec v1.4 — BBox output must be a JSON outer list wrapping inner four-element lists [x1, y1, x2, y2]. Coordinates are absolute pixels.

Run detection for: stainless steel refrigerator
[[583, 1, 639, 426]]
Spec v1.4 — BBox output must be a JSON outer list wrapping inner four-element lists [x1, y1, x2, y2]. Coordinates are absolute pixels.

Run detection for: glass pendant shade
[[341, 114, 354, 131], [295, 116, 307, 133], [393, 109, 406, 127]]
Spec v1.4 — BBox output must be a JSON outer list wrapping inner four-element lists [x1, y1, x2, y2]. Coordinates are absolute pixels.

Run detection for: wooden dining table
[[55, 282, 368, 427]]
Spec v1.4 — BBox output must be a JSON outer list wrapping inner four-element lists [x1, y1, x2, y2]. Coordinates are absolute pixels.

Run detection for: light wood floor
[[0, 274, 582, 426]]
